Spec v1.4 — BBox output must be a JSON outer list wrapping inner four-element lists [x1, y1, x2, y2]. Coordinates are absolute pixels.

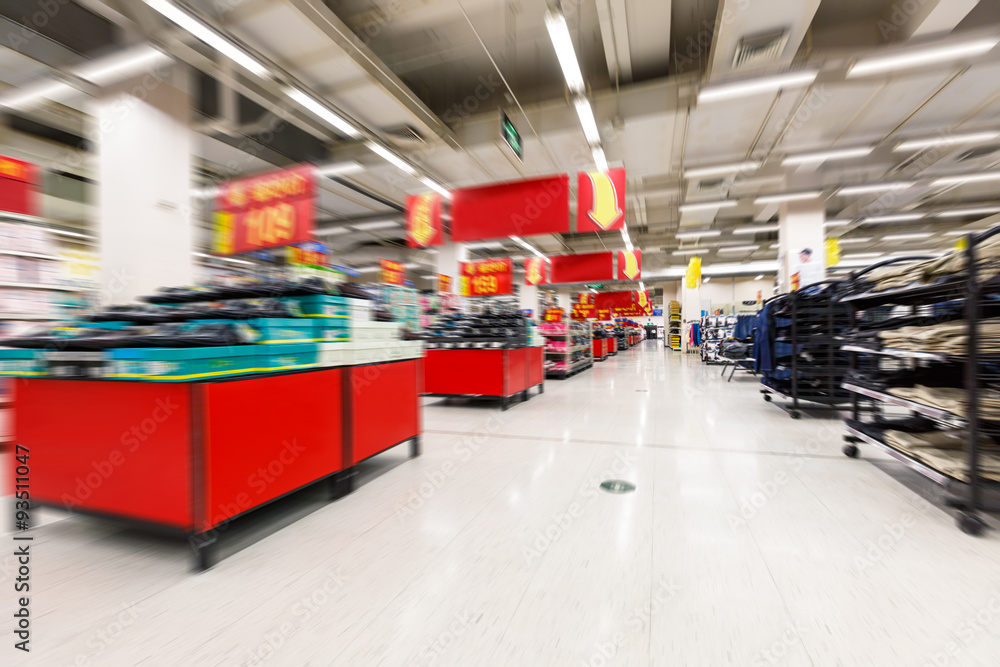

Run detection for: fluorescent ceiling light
[[883, 232, 932, 241], [420, 177, 451, 199], [77, 46, 170, 86], [933, 172, 1000, 187], [621, 227, 634, 251], [285, 87, 360, 138], [895, 131, 1000, 152], [824, 219, 852, 227], [935, 206, 1000, 218], [717, 245, 759, 253], [698, 70, 818, 103], [465, 241, 505, 249], [754, 191, 822, 204], [733, 224, 779, 235], [592, 146, 609, 171], [352, 220, 400, 231], [314, 226, 352, 236], [0, 80, 70, 110], [46, 228, 94, 240], [838, 182, 914, 196], [355, 266, 379, 272], [192, 186, 219, 199], [848, 38, 999, 78], [679, 200, 738, 212], [860, 213, 924, 224], [574, 98, 601, 145], [144, 0, 269, 77], [367, 142, 417, 175], [783, 147, 872, 166], [676, 230, 721, 240], [510, 235, 545, 258], [703, 277, 711, 283], [672, 249, 707, 256], [639, 282, 645, 291], [835, 237, 873, 245], [544, 10, 585, 94], [315, 161, 364, 177], [754, 274, 764, 280], [944, 229, 987, 236], [684, 161, 759, 179]]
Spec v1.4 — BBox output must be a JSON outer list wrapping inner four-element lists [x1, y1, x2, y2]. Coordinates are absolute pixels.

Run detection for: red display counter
[[423, 346, 544, 410], [593, 338, 608, 361], [13, 360, 421, 570], [607, 338, 618, 356]]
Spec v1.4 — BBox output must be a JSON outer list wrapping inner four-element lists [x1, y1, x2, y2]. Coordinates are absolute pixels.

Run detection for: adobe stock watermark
[[242, 566, 348, 666], [749, 621, 809, 666], [522, 450, 638, 564], [583, 578, 681, 667], [922, 590, 1000, 667], [394, 413, 507, 521], [853, 495, 936, 573], [4, 0, 72, 51], [878, 0, 934, 41], [69, 601, 142, 667]]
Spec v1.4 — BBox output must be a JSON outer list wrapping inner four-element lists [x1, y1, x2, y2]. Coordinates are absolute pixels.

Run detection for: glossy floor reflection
[[4, 342, 1000, 666]]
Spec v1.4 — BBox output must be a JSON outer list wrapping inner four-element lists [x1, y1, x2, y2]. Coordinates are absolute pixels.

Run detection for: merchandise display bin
[[13, 358, 423, 571], [0, 347, 47, 376], [107, 345, 261, 381], [593, 338, 608, 361], [422, 346, 544, 410]]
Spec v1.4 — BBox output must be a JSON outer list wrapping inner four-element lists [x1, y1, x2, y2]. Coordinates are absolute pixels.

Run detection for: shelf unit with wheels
[[541, 320, 592, 379]]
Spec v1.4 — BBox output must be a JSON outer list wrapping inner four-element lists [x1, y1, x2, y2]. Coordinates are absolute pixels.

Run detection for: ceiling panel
[[684, 94, 776, 162]]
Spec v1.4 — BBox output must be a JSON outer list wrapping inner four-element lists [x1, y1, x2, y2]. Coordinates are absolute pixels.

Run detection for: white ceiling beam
[[595, 0, 633, 83], [888, 0, 982, 41]]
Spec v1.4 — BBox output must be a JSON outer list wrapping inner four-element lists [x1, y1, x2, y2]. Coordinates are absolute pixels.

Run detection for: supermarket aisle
[[5, 342, 1000, 665]]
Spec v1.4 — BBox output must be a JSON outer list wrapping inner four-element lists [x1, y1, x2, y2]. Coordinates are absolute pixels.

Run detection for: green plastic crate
[[106, 345, 260, 382]]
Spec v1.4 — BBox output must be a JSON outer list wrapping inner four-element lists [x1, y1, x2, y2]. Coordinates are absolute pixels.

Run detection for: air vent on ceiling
[[383, 125, 425, 145], [957, 146, 999, 162], [697, 178, 725, 191], [733, 29, 790, 70]]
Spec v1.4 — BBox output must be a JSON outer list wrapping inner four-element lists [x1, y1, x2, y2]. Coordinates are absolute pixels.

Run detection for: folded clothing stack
[[877, 318, 1000, 355], [859, 235, 1000, 293], [142, 277, 374, 304], [425, 313, 529, 344], [1, 322, 254, 351], [887, 385, 1000, 420]]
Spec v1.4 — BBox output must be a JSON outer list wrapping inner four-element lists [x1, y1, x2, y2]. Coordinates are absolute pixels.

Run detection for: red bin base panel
[[349, 359, 421, 464], [422, 348, 544, 408]]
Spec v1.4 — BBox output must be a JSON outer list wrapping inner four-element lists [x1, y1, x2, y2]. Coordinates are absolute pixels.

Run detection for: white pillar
[[435, 241, 467, 287], [557, 288, 572, 311], [778, 199, 825, 293], [95, 64, 194, 305], [518, 283, 538, 317]]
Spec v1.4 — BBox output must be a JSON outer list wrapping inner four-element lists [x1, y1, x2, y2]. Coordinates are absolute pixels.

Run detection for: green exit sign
[[500, 110, 523, 162]]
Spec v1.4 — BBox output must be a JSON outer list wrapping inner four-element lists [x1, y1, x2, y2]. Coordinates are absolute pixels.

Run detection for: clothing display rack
[[667, 301, 682, 350], [700, 314, 737, 364], [542, 320, 593, 379], [755, 281, 851, 419], [839, 229, 1000, 536]]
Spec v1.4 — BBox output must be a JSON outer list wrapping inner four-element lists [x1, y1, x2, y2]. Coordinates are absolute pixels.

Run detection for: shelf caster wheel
[[763, 394, 772, 402], [842, 444, 859, 458], [957, 511, 986, 536], [789, 411, 800, 419]]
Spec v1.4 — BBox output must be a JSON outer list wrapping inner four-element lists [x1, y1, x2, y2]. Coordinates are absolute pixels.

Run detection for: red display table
[[607, 338, 618, 356], [592, 338, 608, 361], [423, 346, 544, 410], [13, 360, 421, 570]]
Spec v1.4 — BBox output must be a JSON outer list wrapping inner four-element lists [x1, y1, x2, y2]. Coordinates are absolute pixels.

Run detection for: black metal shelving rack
[[759, 280, 852, 419], [839, 237, 1000, 536]]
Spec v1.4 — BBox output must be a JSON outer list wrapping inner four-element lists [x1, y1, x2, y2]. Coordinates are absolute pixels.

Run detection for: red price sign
[[571, 303, 597, 320], [213, 164, 315, 255], [380, 259, 406, 285], [438, 275, 452, 293], [0, 155, 38, 217], [459, 258, 512, 296], [597, 308, 612, 321], [544, 308, 564, 323]]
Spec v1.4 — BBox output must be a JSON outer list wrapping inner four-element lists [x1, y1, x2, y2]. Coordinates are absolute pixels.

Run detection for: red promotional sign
[[543, 308, 564, 323], [213, 164, 315, 255], [439, 275, 452, 293], [571, 303, 597, 320], [405, 193, 445, 248], [459, 258, 513, 296], [0, 155, 38, 217], [597, 308, 612, 321], [451, 175, 570, 242], [379, 259, 405, 285], [595, 290, 653, 316], [548, 252, 614, 284], [577, 168, 626, 233], [617, 250, 642, 281], [524, 257, 548, 286]]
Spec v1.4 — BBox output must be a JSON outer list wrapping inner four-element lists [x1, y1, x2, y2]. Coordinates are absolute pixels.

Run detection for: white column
[[778, 199, 825, 293], [94, 64, 194, 305], [435, 241, 467, 286], [557, 288, 572, 311], [518, 283, 538, 317]]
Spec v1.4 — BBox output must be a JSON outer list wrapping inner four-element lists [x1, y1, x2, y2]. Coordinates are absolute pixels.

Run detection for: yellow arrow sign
[[587, 170, 623, 229], [621, 251, 640, 279]]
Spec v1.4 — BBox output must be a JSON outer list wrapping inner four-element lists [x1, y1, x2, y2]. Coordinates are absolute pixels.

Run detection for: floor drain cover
[[600, 480, 636, 494]]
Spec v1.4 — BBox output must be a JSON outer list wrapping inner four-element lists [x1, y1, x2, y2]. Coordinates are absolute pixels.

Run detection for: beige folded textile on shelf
[[877, 318, 1000, 355], [866, 235, 1000, 291], [887, 385, 1000, 420], [885, 429, 968, 451], [914, 447, 1000, 484]]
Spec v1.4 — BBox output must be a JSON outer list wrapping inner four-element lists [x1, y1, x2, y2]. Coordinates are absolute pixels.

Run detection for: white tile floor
[[4, 342, 1000, 665]]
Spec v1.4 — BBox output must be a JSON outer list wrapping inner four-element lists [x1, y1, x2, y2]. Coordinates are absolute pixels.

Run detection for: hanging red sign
[[524, 257, 548, 286], [577, 168, 626, 233], [439, 275, 452, 293], [213, 164, 315, 255], [595, 290, 653, 316], [405, 193, 445, 248], [548, 252, 614, 284], [0, 155, 39, 217], [379, 259, 405, 285], [571, 303, 598, 320], [597, 308, 612, 321], [617, 250, 642, 281], [543, 308, 564, 323], [459, 258, 513, 296], [451, 175, 570, 242]]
